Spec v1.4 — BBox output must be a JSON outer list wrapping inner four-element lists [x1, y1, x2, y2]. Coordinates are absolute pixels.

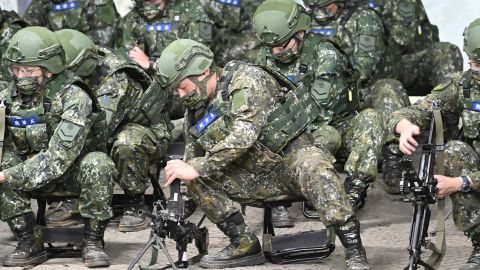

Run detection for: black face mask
[[271, 34, 304, 64]]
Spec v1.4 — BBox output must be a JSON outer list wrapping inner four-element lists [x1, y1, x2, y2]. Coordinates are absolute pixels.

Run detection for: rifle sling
[[0, 101, 5, 162], [425, 108, 446, 269]]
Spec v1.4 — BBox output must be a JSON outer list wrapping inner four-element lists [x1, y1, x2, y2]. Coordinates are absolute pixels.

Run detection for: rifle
[[127, 156, 209, 270], [400, 101, 446, 270]]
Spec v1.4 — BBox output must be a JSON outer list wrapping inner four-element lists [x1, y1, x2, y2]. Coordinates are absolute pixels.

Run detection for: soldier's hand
[[128, 46, 149, 69], [164, 160, 200, 187], [396, 119, 420, 155], [0, 172, 5, 184], [434, 175, 462, 199]]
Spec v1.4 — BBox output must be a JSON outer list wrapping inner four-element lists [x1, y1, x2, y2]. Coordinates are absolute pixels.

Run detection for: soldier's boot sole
[[2, 250, 48, 267], [118, 217, 149, 232], [459, 264, 480, 270], [199, 252, 265, 269], [46, 216, 83, 227], [84, 257, 110, 268], [272, 219, 294, 228]]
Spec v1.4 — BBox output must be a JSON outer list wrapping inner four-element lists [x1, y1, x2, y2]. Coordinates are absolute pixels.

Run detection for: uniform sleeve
[[189, 67, 274, 177], [4, 85, 93, 191], [388, 76, 462, 135], [116, 13, 137, 48], [23, 0, 48, 26], [180, 0, 214, 46], [348, 9, 386, 84]]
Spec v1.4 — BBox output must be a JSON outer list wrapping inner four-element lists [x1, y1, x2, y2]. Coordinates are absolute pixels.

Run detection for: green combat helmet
[[253, 0, 311, 46], [464, 18, 480, 62], [54, 29, 98, 77], [4, 26, 65, 74]]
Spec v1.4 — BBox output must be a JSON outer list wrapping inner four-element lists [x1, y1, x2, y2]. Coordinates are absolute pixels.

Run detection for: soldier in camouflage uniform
[[0, 8, 28, 80], [0, 26, 116, 268], [116, 0, 214, 74], [23, 0, 118, 48], [54, 29, 172, 232], [156, 38, 370, 269], [199, 0, 263, 67], [389, 18, 480, 270], [254, 0, 384, 225]]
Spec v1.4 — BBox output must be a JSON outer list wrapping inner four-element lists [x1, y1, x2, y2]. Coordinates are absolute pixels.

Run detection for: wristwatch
[[461, 176, 471, 193]]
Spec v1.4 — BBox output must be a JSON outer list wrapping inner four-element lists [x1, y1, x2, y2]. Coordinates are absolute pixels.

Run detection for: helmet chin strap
[[188, 70, 215, 98]]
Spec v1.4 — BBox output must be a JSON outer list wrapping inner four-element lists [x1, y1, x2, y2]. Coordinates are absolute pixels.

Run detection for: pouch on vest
[[234, 142, 282, 175], [194, 115, 230, 151], [132, 80, 169, 126], [26, 123, 49, 152]]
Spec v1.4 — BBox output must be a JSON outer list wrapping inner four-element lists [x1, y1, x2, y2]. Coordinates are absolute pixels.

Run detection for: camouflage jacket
[[200, 0, 262, 32], [23, 0, 118, 47], [83, 46, 171, 142], [116, 0, 213, 59], [1, 71, 102, 191], [310, 5, 386, 84], [184, 63, 284, 177], [0, 10, 28, 79], [257, 34, 358, 127], [389, 71, 480, 190]]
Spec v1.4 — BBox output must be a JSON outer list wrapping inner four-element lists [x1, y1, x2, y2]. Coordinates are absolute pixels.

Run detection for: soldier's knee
[[112, 140, 139, 159], [80, 152, 117, 182]]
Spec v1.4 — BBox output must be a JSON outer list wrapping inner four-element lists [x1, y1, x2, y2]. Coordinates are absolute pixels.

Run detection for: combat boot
[[344, 176, 370, 211], [200, 212, 265, 268], [118, 195, 149, 232], [334, 217, 370, 270], [45, 199, 82, 227], [3, 212, 47, 267], [459, 233, 480, 270], [382, 142, 404, 194], [82, 218, 110, 267], [272, 206, 294, 228]]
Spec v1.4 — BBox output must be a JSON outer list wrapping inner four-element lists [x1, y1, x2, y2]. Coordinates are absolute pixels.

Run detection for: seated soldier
[[157, 38, 370, 269], [389, 18, 480, 270], [0, 27, 116, 267]]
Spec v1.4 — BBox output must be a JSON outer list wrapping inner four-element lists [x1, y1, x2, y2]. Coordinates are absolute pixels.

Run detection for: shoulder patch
[[58, 121, 82, 142], [358, 34, 376, 52], [230, 89, 247, 112], [433, 78, 452, 92]]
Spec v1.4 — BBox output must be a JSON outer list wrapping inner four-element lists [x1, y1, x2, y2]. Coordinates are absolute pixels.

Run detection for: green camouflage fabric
[[116, 0, 213, 60], [308, 3, 410, 128], [388, 71, 480, 232], [200, 0, 263, 66], [257, 34, 384, 183], [0, 10, 28, 80], [366, 0, 463, 95], [184, 63, 353, 226], [23, 0, 118, 47], [0, 72, 116, 221], [81, 46, 172, 196]]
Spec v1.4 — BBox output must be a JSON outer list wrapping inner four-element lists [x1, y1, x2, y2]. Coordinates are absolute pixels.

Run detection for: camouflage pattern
[[200, 0, 263, 66], [82, 47, 172, 196], [389, 71, 480, 232], [0, 72, 116, 221], [0, 10, 28, 79], [116, 0, 213, 60], [184, 63, 353, 226], [366, 0, 463, 95], [257, 34, 384, 183], [23, 0, 118, 47]]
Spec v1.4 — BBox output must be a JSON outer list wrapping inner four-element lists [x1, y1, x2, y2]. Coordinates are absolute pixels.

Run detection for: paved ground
[[0, 175, 473, 270]]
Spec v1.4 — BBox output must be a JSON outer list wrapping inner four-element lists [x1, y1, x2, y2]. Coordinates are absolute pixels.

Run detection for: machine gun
[[127, 156, 208, 270], [400, 101, 446, 270]]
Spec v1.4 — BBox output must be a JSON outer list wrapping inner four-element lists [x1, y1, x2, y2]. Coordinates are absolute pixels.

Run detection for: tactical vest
[[459, 70, 480, 154], [6, 71, 107, 155]]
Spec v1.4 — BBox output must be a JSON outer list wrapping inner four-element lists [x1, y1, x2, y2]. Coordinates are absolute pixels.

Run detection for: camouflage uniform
[[116, 0, 213, 62], [365, 0, 463, 95], [389, 71, 480, 234], [257, 34, 384, 193], [23, 0, 118, 47], [200, 0, 263, 66], [0, 72, 116, 222], [307, 1, 410, 123], [0, 9, 28, 79]]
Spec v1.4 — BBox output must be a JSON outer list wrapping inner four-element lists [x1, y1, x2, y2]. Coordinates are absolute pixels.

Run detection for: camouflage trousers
[[187, 145, 353, 227], [401, 42, 463, 96], [110, 123, 169, 196], [0, 151, 116, 221], [361, 78, 411, 128], [442, 140, 480, 233], [312, 108, 384, 184]]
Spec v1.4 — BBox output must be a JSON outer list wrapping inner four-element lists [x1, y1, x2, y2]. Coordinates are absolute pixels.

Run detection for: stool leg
[[36, 199, 47, 226], [263, 206, 274, 236]]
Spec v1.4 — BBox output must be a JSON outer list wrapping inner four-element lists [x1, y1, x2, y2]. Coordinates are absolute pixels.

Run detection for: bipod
[[127, 231, 178, 270]]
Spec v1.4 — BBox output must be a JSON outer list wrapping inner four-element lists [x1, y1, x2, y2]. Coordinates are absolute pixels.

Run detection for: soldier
[[157, 38, 370, 269], [116, 0, 214, 74], [254, 0, 384, 225], [23, 0, 118, 48], [389, 18, 480, 270], [0, 26, 116, 267], [0, 8, 29, 79], [199, 0, 263, 66], [51, 29, 173, 231]]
